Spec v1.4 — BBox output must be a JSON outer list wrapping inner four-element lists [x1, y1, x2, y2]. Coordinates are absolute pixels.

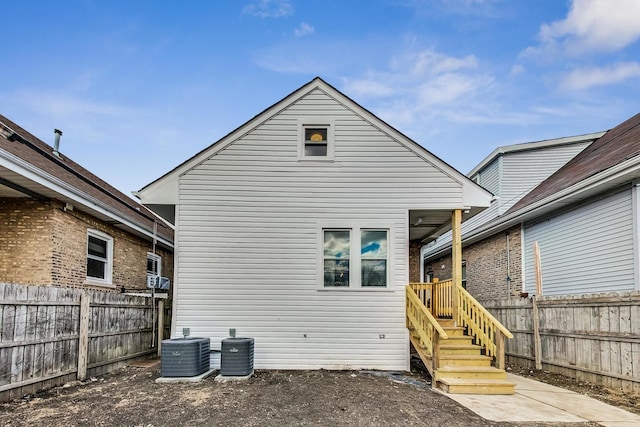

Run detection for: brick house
[[422, 131, 605, 300], [0, 115, 173, 292]]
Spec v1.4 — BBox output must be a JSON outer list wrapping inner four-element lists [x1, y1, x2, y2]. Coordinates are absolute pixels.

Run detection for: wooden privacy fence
[[482, 291, 640, 393], [0, 282, 166, 402]]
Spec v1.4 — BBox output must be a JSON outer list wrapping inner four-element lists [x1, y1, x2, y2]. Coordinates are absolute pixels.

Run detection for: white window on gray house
[[147, 252, 161, 276], [86, 229, 113, 284], [322, 228, 389, 289], [361, 229, 387, 287], [324, 229, 350, 287], [304, 127, 328, 156], [299, 121, 334, 160]]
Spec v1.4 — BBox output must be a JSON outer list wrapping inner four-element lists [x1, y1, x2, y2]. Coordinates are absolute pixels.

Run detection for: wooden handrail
[[457, 285, 513, 338], [406, 286, 449, 339]]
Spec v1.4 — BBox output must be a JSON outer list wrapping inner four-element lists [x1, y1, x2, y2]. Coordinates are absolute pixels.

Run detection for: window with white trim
[[86, 229, 113, 284], [299, 121, 334, 160], [322, 228, 389, 289], [147, 252, 162, 276], [324, 229, 351, 287], [461, 260, 467, 289], [361, 229, 387, 287]]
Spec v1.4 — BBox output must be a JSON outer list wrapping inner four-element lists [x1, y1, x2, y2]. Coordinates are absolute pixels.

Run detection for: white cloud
[[341, 48, 496, 127], [294, 22, 314, 37], [242, 0, 293, 18], [559, 62, 640, 91], [509, 64, 525, 77], [407, 50, 478, 75], [527, 0, 640, 57], [418, 73, 492, 106]]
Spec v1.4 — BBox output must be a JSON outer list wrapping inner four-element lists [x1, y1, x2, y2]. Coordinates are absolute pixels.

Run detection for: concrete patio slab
[[441, 373, 640, 426]]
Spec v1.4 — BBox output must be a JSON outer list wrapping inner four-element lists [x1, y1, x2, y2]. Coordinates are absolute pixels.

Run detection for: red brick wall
[[0, 198, 173, 291], [425, 225, 522, 301]]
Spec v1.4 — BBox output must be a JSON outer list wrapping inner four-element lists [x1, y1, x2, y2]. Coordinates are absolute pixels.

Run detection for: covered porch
[[408, 209, 514, 395]]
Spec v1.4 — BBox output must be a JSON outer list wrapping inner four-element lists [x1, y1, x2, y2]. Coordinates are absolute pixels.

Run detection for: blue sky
[[2, 0, 640, 197]]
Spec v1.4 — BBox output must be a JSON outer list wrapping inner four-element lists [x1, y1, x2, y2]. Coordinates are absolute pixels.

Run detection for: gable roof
[[138, 77, 491, 211], [422, 112, 640, 255], [0, 115, 173, 247], [467, 131, 605, 178], [508, 112, 640, 214]]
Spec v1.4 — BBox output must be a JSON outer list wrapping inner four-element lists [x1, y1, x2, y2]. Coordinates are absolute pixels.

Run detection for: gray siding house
[[422, 132, 603, 290], [427, 112, 640, 298], [136, 77, 491, 370]]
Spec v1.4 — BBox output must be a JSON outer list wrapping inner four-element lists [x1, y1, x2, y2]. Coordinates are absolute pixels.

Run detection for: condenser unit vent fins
[[220, 337, 254, 376], [161, 337, 210, 377]]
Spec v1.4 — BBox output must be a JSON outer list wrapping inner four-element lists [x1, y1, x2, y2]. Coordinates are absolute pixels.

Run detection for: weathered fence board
[[482, 291, 640, 392], [0, 283, 164, 402]]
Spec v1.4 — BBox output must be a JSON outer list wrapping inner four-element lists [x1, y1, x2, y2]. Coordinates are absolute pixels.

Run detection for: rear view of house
[[137, 77, 494, 373]]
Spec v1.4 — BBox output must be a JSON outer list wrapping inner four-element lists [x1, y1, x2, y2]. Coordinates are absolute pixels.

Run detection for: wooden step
[[437, 355, 493, 367], [441, 326, 466, 337], [435, 366, 507, 381], [437, 377, 515, 395], [441, 336, 473, 346], [436, 319, 456, 327], [438, 343, 483, 356]]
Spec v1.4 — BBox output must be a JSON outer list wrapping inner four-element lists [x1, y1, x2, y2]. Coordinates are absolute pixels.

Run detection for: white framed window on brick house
[[86, 229, 113, 286], [461, 260, 467, 289], [147, 252, 162, 277], [321, 226, 389, 289], [298, 119, 335, 160]]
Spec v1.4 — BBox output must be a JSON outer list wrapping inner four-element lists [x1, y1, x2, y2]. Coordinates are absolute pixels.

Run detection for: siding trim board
[[633, 183, 640, 291]]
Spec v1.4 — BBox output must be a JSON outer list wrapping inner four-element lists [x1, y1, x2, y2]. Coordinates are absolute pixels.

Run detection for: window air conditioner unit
[[147, 274, 170, 290]]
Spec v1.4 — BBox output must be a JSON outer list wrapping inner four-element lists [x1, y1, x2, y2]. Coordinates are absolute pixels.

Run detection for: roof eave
[[467, 131, 606, 178], [424, 155, 640, 260], [0, 148, 174, 249]]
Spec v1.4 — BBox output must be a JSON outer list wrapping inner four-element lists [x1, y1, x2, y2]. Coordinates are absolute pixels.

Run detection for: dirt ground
[[506, 364, 640, 416], [0, 361, 603, 427]]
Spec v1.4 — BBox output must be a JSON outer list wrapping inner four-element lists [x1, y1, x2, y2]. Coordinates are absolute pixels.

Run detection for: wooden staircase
[[407, 282, 515, 395], [426, 319, 514, 394]]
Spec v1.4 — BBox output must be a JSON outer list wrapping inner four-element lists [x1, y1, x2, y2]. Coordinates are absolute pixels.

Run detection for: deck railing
[[456, 284, 513, 368], [407, 280, 512, 369], [406, 285, 448, 360]]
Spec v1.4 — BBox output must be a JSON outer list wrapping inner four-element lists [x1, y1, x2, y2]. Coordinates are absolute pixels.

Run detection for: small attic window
[[299, 120, 334, 161], [305, 128, 328, 156]]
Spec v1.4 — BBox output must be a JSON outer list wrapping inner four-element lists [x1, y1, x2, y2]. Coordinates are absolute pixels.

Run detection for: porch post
[[451, 209, 462, 325]]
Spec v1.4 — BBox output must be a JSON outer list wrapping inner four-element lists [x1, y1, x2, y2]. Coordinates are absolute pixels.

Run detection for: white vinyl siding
[[523, 189, 634, 296], [175, 88, 463, 370], [500, 142, 590, 213]]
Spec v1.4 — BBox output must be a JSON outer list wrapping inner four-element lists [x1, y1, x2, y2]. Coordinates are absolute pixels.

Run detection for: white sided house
[[137, 78, 491, 371]]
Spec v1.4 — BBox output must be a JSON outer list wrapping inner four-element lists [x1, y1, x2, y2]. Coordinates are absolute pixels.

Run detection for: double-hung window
[[86, 229, 113, 285], [322, 227, 389, 289], [147, 253, 162, 277], [298, 120, 334, 160], [323, 230, 351, 287], [361, 230, 388, 287]]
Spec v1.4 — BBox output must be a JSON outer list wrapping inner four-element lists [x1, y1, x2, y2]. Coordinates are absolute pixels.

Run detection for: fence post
[[533, 242, 543, 370], [77, 292, 90, 381], [157, 300, 164, 357]]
